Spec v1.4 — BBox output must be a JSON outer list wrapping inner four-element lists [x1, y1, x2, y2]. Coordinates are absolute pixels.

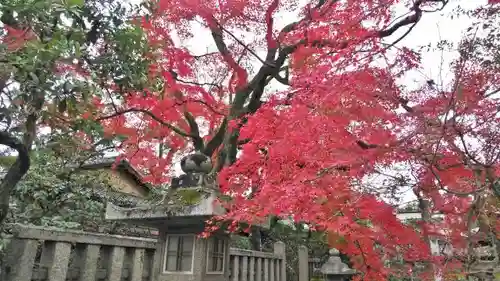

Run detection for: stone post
[[298, 245, 309, 281], [274, 241, 287, 281]]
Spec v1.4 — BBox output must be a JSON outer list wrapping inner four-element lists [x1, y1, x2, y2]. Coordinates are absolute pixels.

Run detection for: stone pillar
[[298, 246, 309, 281], [273, 242, 286, 281]]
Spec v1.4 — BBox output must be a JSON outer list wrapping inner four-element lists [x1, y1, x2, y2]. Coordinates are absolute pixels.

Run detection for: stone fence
[[0, 224, 288, 281], [2, 224, 157, 281], [3, 224, 497, 281], [229, 246, 286, 281]]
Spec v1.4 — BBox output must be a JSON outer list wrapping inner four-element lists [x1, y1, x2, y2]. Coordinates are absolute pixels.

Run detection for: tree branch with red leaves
[[87, 0, 500, 277]]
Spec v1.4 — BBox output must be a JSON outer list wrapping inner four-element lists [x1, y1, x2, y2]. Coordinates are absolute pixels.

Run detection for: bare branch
[[97, 108, 192, 138], [215, 22, 276, 68]]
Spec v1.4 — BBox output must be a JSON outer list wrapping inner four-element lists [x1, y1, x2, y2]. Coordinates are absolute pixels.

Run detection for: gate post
[[298, 245, 309, 281]]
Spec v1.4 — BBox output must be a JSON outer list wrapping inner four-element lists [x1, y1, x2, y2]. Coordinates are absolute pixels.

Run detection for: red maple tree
[[85, 0, 500, 279]]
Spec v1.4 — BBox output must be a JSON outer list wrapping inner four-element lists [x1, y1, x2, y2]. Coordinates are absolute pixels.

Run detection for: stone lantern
[[105, 152, 268, 281], [320, 249, 356, 281]]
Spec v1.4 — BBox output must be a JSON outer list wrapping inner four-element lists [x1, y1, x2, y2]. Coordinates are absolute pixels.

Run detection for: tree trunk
[[0, 132, 31, 228], [250, 228, 262, 251], [414, 190, 436, 280]]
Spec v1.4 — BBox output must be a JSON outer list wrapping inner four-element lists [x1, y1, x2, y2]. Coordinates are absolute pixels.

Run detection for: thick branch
[[204, 0, 440, 169], [183, 111, 204, 151], [210, 21, 249, 95], [203, 118, 227, 157]]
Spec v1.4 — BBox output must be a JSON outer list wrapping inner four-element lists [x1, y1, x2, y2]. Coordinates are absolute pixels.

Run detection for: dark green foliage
[[3, 149, 146, 234], [0, 0, 154, 232]]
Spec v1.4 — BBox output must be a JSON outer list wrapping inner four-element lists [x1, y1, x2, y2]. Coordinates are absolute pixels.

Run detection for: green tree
[[3, 148, 153, 234], [0, 0, 152, 229]]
